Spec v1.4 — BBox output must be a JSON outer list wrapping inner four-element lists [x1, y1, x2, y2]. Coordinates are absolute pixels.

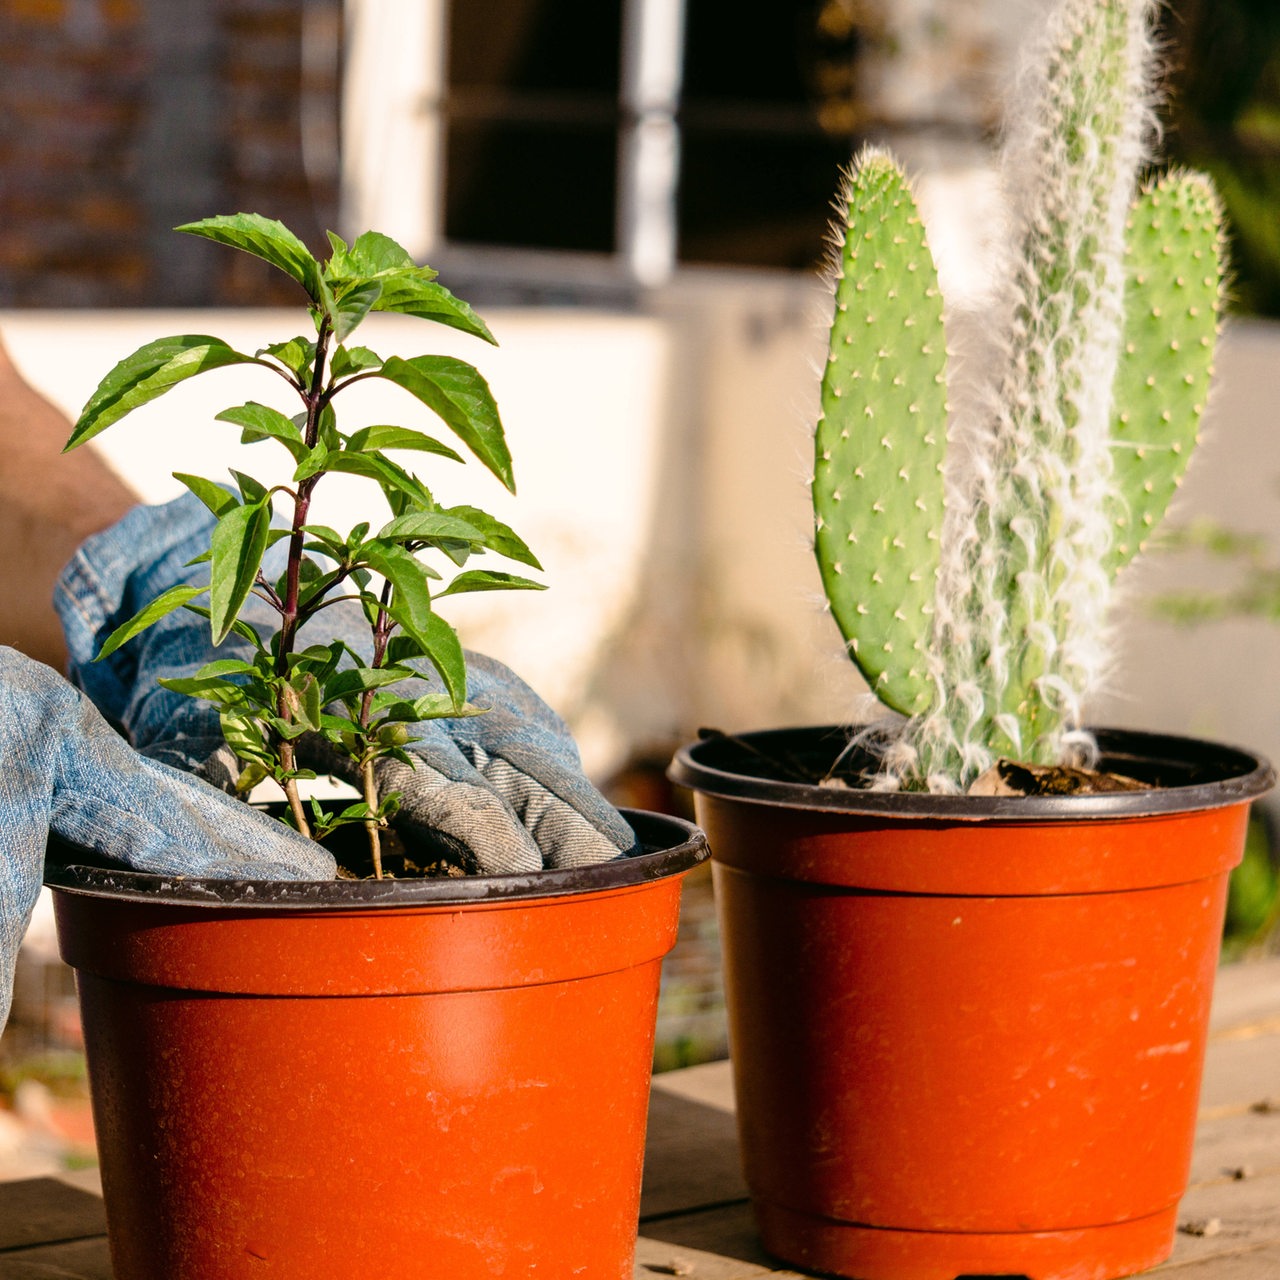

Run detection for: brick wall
[[0, 0, 342, 307]]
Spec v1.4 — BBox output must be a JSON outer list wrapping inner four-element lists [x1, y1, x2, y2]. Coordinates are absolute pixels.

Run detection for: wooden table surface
[[3, 956, 1279, 1279]]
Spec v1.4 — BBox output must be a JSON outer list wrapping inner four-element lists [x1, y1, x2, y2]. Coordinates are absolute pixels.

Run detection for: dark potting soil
[[695, 726, 1151, 797]]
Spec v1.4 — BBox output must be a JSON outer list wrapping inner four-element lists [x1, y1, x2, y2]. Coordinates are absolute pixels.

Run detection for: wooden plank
[[634, 1229, 775, 1279], [1155, 1241, 1280, 1277], [636, 1202, 805, 1279], [651, 1060, 736, 1114], [0, 1179, 105, 1252], [1208, 958, 1280, 1035], [643, 1071, 747, 1218], [1188, 1109, 1280, 1185], [0, 1236, 114, 1279], [1199, 1030, 1280, 1115], [1162, 1167, 1280, 1268]]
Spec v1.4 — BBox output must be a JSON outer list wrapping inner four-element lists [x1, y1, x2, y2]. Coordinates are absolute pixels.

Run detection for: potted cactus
[[670, 1, 1274, 1278], [44, 216, 709, 1279]]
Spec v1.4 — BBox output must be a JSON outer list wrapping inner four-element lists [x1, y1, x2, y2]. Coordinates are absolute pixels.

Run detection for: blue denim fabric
[[0, 646, 334, 1029], [55, 493, 637, 875]]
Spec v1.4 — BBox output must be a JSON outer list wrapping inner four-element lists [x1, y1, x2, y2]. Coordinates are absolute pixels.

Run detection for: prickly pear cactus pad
[[1107, 171, 1226, 575], [813, 151, 947, 718]]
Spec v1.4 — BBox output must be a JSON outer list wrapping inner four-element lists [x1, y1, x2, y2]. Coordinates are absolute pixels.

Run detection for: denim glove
[[56, 493, 637, 874], [0, 646, 333, 1031], [56, 492, 253, 783]]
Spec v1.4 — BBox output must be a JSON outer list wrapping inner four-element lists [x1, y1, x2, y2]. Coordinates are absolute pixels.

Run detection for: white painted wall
[[4, 301, 1279, 781]]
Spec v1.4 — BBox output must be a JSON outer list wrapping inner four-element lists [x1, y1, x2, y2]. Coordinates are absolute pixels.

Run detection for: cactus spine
[[813, 0, 1227, 792]]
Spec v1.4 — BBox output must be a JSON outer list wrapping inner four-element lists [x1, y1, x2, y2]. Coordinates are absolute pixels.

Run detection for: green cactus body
[[814, 0, 1228, 793], [1107, 172, 1226, 574], [813, 151, 947, 718]]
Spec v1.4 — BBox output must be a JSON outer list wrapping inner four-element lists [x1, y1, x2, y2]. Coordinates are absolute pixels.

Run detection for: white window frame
[[341, 0, 687, 288]]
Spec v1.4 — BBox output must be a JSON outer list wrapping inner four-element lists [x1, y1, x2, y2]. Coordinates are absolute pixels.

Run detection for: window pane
[[448, 0, 622, 96], [677, 0, 860, 268], [444, 0, 621, 252], [678, 131, 849, 270], [445, 121, 618, 253]]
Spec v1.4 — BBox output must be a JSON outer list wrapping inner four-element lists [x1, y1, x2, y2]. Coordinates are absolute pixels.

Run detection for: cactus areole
[[814, 0, 1228, 793]]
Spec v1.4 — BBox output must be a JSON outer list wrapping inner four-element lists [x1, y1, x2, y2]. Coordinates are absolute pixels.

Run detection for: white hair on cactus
[[897, 0, 1163, 790]]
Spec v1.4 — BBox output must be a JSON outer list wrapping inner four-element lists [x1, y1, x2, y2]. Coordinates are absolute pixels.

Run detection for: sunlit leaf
[[376, 356, 513, 490], [260, 337, 315, 383], [68, 336, 258, 448], [307, 450, 434, 507], [332, 279, 383, 343], [324, 664, 418, 702], [330, 344, 382, 379], [376, 512, 486, 544], [217, 402, 309, 464], [437, 569, 545, 597], [174, 473, 238, 518], [442, 505, 542, 569], [346, 424, 463, 463], [93, 584, 207, 661], [177, 213, 323, 300], [373, 276, 495, 344], [210, 500, 273, 644]]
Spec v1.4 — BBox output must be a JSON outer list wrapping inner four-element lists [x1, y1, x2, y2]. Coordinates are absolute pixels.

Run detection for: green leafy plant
[[813, 0, 1228, 792], [65, 214, 543, 876]]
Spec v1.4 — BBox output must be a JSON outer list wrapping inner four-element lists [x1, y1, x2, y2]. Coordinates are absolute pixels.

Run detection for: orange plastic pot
[[670, 727, 1273, 1280], [46, 809, 707, 1280]]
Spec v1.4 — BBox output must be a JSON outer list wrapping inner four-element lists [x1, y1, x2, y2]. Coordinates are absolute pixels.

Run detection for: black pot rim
[[43, 808, 708, 910], [668, 725, 1276, 821]]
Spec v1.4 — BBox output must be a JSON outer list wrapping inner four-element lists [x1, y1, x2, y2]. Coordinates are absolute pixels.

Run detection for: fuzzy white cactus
[[814, 0, 1227, 791]]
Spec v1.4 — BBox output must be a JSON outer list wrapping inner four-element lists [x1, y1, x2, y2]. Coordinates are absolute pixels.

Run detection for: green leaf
[[209, 500, 273, 644], [217, 402, 309, 464], [219, 709, 270, 762], [301, 523, 345, 553], [346, 424, 464, 464], [194, 657, 258, 678], [332, 279, 383, 343], [443, 505, 542, 569], [377, 356, 513, 491], [331, 345, 382, 379], [325, 230, 356, 274], [324, 664, 418, 701], [230, 469, 269, 505], [94, 584, 207, 661], [184, 604, 268, 650], [375, 512, 486, 544], [174, 473, 238, 518], [299, 673, 323, 731], [314, 273, 340, 333], [438, 569, 545, 597], [293, 440, 332, 483], [373, 276, 494, 344], [402, 612, 465, 707], [260, 337, 315, 383], [68, 336, 258, 448], [374, 693, 485, 722], [232, 760, 270, 794], [177, 213, 323, 300], [307, 451, 434, 507], [346, 231, 423, 276], [156, 674, 249, 706], [362, 541, 435, 625]]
